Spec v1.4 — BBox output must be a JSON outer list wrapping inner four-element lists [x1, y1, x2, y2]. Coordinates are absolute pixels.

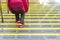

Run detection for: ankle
[[16, 20, 20, 23]]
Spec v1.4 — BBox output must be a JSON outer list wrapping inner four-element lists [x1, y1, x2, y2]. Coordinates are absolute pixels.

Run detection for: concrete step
[[0, 23, 60, 28], [0, 28, 59, 33], [0, 19, 60, 23], [2, 11, 60, 14], [1, 23, 60, 25], [0, 15, 60, 19]]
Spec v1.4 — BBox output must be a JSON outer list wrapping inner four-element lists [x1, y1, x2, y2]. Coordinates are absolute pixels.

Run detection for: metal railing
[[0, 0, 4, 23]]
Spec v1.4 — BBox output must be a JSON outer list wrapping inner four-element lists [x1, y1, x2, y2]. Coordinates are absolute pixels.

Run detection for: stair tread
[[0, 28, 60, 30], [0, 33, 59, 36], [1, 14, 60, 15]]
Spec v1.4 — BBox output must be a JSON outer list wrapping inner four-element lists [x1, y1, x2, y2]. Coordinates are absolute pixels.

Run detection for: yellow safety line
[[0, 28, 59, 30], [3, 28, 60, 30], [0, 33, 60, 36], [1, 20, 60, 21], [1, 20, 60, 23], [0, 20, 60, 22], [2, 14, 60, 15], [3, 14, 60, 16], [1, 15, 47, 16], [0, 17, 60, 18], [0, 16, 60, 18], [0, 15, 60, 16]]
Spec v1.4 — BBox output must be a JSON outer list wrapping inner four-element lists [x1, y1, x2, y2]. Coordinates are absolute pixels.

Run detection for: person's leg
[[15, 13, 19, 21], [20, 12, 25, 24], [18, 11, 25, 27]]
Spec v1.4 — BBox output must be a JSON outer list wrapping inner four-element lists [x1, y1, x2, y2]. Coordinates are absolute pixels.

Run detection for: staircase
[[0, 3, 60, 40]]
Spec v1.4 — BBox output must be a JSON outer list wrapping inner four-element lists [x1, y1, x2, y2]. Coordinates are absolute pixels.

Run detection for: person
[[8, 0, 29, 28]]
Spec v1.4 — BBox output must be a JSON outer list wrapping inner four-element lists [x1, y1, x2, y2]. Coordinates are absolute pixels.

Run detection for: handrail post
[[0, 0, 4, 23]]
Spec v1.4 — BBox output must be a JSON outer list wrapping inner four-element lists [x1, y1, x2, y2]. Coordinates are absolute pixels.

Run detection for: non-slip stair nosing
[[0, 28, 60, 30], [0, 33, 60, 36]]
